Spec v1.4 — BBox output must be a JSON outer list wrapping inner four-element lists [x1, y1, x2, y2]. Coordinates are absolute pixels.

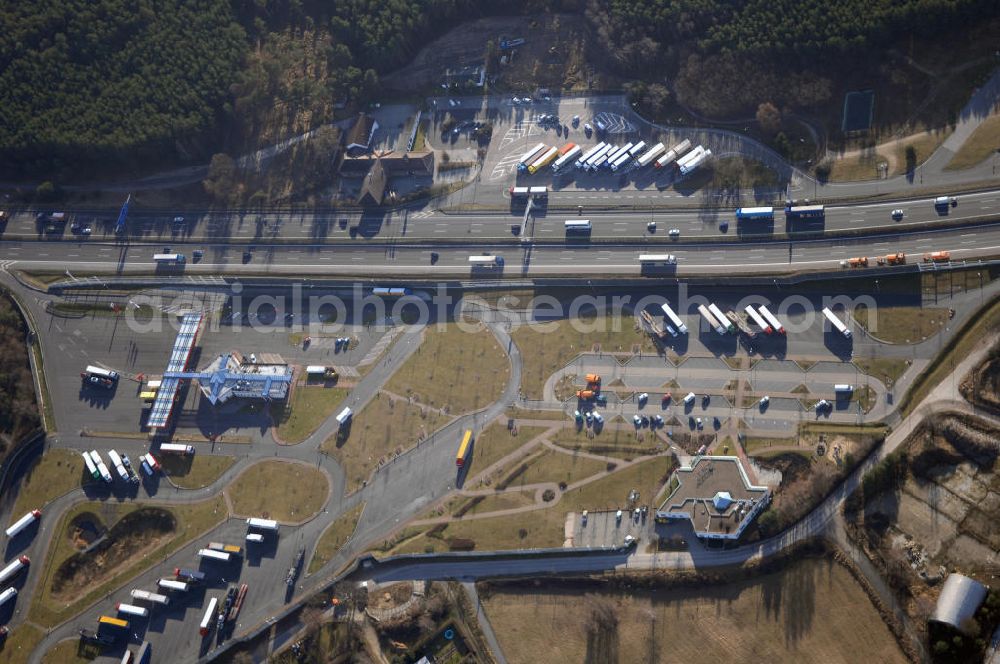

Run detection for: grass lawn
[[40, 639, 93, 664], [2, 623, 45, 664], [493, 448, 609, 490], [226, 461, 329, 522], [890, 130, 951, 176], [461, 490, 538, 516], [9, 449, 83, 518], [412, 456, 674, 551], [824, 151, 885, 182], [853, 357, 912, 387], [159, 454, 236, 489], [321, 392, 453, 492], [308, 502, 365, 574], [482, 556, 907, 664], [505, 408, 569, 421], [272, 385, 349, 444], [512, 315, 656, 399], [549, 425, 662, 460], [853, 305, 949, 344], [29, 496, 227, 627], [469, 423, 551, 485], [945, 113, 1000, 170], [902, 293, 1000, 416], [385, 323, 510, 415]]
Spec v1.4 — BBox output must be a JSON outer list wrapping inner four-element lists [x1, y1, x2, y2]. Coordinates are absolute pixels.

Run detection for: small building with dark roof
[[345, 113, 379, 152], [342, 150, 435, 207], [357, 159, 388, 206], [655, 456, 771, 540], [932, 573, 989, 635]]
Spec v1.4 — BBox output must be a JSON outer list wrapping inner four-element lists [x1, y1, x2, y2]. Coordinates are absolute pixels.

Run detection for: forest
[[0, 0, 997, 176], [0, 293, 39, 463]]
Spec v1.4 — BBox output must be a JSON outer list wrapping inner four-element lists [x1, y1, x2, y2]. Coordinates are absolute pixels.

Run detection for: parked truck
[[842, 256, 868, 268], [158, 443, 194, 455], [697, 305, 727, 336], [660, 302, 688, 334], [678, 147, 711, 175], [286, 547, 305, 587], [575, 142, 607, 168], [199, 597, 218, 637], [116, 603, 149, 618], [707, 304, 734, 333], [757, 305, 786, 335], [552, 144, 582, 172], [516, 143, 547, 171], [107, 449, 130, 482], [822, 307, 852, 339], [174, 568, 206, 583], [130, 589, 170, 606], [636, 143, 666, 168], [0, 557, 29, 585], [725, 311, 756, 338], [5, 510, 41, 538], [91, 450, 113, 483], [744, 305, 773, 334], [246, 517, 279, 532], [527, 146, 559, 174], [228, 584, 248, 621]]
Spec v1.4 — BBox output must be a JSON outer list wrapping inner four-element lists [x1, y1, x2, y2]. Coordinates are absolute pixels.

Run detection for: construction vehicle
[[923, 251, 950, 262], [576, 390, 595, 400], [842, 256, 868, 268], [876, 252, 906, 265]]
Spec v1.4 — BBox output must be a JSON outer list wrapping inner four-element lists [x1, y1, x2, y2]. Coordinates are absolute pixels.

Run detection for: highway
[[0, 216, 995, 279], [4, 189, 1000, 245]]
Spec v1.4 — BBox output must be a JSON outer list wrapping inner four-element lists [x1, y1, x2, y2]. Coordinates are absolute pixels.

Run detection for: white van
[[683, 392, 696, 405]]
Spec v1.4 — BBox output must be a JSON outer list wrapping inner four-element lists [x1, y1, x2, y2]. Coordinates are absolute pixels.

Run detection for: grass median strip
[[308, 502, 365, 575]]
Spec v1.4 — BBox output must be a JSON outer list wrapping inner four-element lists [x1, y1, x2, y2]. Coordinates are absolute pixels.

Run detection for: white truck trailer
[[91, 450, 113, 483], [636, 143, 666, 168], [660, 302, 687, 334], [745, 305, 773, 334], [158, 443, 194, 455], [707, 303, 734, 333], [758, 305, 786, 335], [552, 145, 582, 172], [5, 510, 41, 538], [679, 147, 712, 175], [583, 144, 613, 171], [0, 556, 29, 585], [697, 305, 726, 336], [516, 143, 547, 171], [131, 589, 170, 606], [107, 449, 129, 482], [246, 517, 279, 532], [116, 603, 149, 618], [822, 307, 852, 338], [575, 142, 606, 168]]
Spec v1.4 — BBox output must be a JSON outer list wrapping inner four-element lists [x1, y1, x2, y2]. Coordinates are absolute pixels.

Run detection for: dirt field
[[226, 460, 329, 522], [385, 323, 510, 415], [483, 557, 907, 664]]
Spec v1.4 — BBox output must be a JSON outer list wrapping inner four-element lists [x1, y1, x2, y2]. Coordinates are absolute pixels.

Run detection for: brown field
[[945, 113, 1000, 170], [10, 449, 82, 517], [226, 461, 329, 523], [853, 306, 949, 344], [272, 385, 349, 444], [512, 315, 656, 399], [483, 557, 907, 664], [491, 447, 609, 490], [159, 454, 236, 489], [469, 423, 551, 488], [549, 425, 664, 460], [308, 502, 365, 574], [321, 392, 453, 492], [385, 323, 510, 415]]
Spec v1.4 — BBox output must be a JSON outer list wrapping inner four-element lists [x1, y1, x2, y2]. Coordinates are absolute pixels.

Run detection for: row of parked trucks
[[81, 449, 180, 484], [515, 137, 712, 178], [95, 519, 269, 644], [641, 300, 855, 340]]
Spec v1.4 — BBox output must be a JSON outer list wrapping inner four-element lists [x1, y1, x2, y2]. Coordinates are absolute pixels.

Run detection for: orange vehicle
[[584, 374, 601, 384], [846, 256, 868, 268], [876, 252, 906, 265], [923, 251, 951, 263], [576, 390, 595, 400]]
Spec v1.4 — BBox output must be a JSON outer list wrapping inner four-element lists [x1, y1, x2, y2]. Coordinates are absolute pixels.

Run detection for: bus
[[98, 615, 128, 630], [152, 253, 185, 264], [82, 451, 100, 480], [116, 603, 149, 618], [456, 430, 473, 467], [468, 255, 503, 267], [735, 207, 774, 221], [784, 204, 825, 219], [564, 219, 592, 234], [638, 254, 676, 265]]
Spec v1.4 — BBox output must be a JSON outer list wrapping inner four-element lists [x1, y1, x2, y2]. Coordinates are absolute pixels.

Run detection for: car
[[703, 394, 711, 406], [511, 96, 521, 104], [584, 123, 593, 136], [572, 115, 580, 126], [647, 222, 656, 233], [243, 249, 252, 263], [816, 399, 831, 411], [623, 534, 636, 547], [633, 414, 642, 426], [193, 250, 204, 260], [522, 97, 532, 104], [653, 415, 664, 426], [720, 221, 729, 232], [662, 393, 672, 404], [759, 395, 770, 408], [173, 216, 184, 223], [638, 392, 648, 404], [581, 510, 588, 525], [696, 417, 703, 430], [633, 508, 641, 521], [592, 412, 603, 424], [448, 99, 456, 107], [615, 509, 623, 523], [249, 353, 257, 363], [951, 197, 958, 207], [891, 209, 904, 221], [574, 410, 582, 422], [585, 411, 593, 424], [668, 228, 680, 237], [86, 375, 113, 389], [80, 226, 92, 235], [430, 251, 439, 264], [595, 394, 608, 406]]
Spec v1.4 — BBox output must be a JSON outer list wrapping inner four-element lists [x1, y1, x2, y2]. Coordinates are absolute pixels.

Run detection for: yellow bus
[[456, 430, 473, 467], [98, 615, 128, 629]]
